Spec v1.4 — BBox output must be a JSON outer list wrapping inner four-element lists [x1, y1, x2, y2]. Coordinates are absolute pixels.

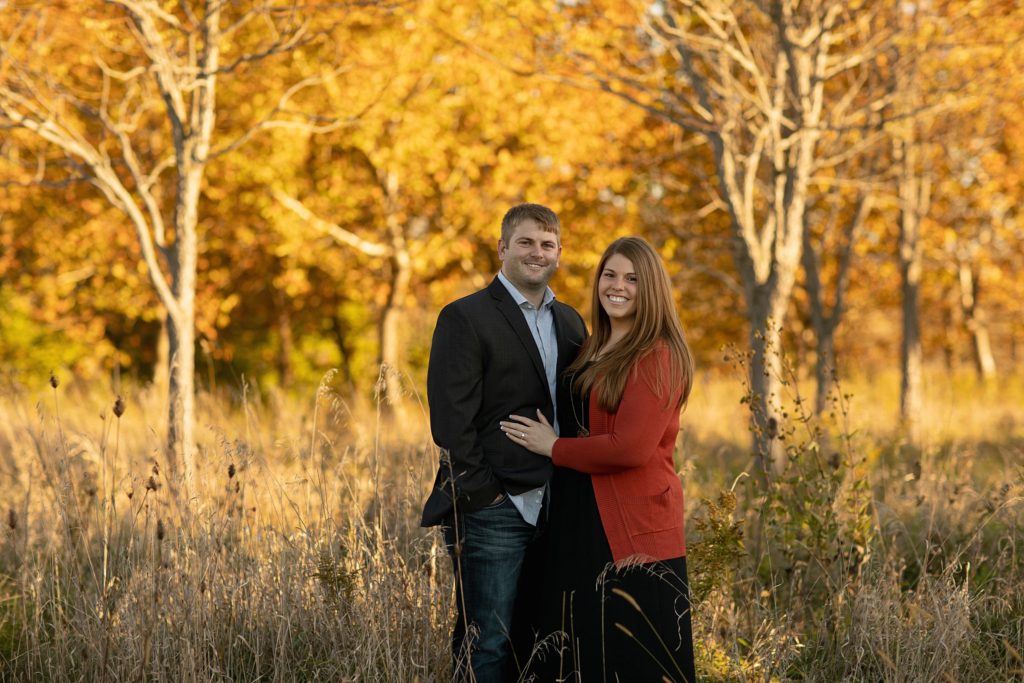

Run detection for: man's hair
[[500, 204, 561, 244]]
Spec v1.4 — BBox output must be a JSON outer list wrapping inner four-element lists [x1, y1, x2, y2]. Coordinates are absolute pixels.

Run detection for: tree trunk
[[958, 259, 996, 381], [941, 295, 957, 372], [802, 194, 872, 415], [375, 171, 418, 418], [154, 308, 170, 397], [166, 307, 196, 492], [814, 326, 835, 416], [329, 312, 355, 388], [802, 235, 833, 415], [897, 136, 926, 443], [164, 2, 219, 495], [971, 324, 996, 381], [747, 281, 790, 476], [377, 246, 411, 415], [276, 290, 295, 389], [899, 265, 923, 442], [166, 162, 203, 494]]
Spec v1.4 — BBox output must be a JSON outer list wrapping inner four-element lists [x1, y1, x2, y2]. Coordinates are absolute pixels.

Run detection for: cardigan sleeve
[[551, 348, 680, 474]]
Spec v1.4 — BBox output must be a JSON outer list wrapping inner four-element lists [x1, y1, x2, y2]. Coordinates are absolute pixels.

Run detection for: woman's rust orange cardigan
[[550, 345, 686, 564]]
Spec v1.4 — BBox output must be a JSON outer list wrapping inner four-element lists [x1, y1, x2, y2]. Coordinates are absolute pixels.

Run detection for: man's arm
[[427, 304, 503, 507]]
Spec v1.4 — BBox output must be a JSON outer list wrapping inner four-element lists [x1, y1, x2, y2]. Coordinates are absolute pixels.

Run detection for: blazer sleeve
[[426, 303, 501, 502], [551, 349, 680, 474]]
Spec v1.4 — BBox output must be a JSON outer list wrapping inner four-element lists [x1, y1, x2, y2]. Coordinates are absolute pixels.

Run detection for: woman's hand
[[500, 410, 557, 458]]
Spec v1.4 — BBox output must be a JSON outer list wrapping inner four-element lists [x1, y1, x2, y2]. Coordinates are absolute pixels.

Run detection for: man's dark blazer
[[420, 276, 588, 527]]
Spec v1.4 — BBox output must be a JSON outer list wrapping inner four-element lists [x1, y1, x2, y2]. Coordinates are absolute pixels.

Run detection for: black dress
[[529, 369, 697, 682]]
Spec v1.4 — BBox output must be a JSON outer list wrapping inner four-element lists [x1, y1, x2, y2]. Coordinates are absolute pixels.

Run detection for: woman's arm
[[501, 349, 681, 474], [552, 359, 680, 474]]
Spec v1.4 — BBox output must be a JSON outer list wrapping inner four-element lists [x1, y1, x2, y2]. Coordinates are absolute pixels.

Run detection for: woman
[[501, 236, 696, 682]]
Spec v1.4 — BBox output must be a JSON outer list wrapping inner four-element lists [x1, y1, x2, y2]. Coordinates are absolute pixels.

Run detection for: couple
[[421, 204, 696, 682]]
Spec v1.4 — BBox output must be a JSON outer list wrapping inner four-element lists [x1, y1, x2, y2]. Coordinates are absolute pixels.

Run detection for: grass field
[[1, 366, 1022, 681]]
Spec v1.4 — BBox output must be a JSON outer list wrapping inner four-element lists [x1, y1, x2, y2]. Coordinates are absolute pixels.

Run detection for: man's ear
[[497, 238, 507, 260]]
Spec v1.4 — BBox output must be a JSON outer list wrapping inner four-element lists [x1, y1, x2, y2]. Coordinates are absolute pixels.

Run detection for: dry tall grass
[[0, 374, 450, 681], [1, 366, 1022, 681]]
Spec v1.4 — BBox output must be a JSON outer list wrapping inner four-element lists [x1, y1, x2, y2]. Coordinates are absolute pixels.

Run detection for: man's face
[[498, 219, 561, 293]]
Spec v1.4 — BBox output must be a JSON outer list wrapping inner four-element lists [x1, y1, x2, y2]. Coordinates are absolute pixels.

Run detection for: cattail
[[156, 519, 165, 541], [227, 463, 236, 479], [49, 371, 59, 389], [113, 396, 125, 417], [6, 509, 15, 531]]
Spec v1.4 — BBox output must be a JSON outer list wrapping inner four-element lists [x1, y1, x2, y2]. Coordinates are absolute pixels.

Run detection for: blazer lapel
[[489, 277, 548, 388]]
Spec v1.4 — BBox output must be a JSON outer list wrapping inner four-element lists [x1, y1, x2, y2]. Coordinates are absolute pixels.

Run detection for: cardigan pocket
[[620, 485, 677, 535]]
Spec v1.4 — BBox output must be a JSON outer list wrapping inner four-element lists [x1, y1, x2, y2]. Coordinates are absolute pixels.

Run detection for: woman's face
[[598, 253, 638, 326]]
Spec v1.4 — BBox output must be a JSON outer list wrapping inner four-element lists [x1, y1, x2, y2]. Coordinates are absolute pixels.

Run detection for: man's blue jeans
[[442, 495, 536, 682]]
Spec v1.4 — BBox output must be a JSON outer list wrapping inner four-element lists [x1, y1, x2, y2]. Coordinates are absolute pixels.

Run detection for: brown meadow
[[1, 365, 1022, 681]]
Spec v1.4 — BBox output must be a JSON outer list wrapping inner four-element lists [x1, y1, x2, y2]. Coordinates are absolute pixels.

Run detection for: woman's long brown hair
[[567, 237, 694, 412]]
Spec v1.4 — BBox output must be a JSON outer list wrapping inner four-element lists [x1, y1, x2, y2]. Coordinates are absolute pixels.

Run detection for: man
[[421, 204, 587, 681]]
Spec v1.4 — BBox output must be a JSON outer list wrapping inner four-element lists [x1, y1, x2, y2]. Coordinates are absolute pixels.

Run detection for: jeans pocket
[[480, 493, 507, 510]]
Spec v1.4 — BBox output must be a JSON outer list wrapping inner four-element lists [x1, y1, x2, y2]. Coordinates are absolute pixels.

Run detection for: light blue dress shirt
[[496, 270, 559, 526]]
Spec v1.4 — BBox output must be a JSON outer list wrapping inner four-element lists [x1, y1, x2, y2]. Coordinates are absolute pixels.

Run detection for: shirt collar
[[497, 270, 555, 309]]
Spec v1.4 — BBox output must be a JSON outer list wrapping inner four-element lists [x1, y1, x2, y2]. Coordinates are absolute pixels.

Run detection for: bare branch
[[212, 20, 314, 76], [109, 0, 186, 31], [273, 189, 392, 258], [0, 175, 92, 190], [111, 0, 188, 144], [1, 86, 177, 317], [178, 0, 199, 28]]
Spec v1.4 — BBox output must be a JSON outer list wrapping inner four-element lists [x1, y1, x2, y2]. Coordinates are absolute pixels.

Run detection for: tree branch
[[273, 189, 392, 257]]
